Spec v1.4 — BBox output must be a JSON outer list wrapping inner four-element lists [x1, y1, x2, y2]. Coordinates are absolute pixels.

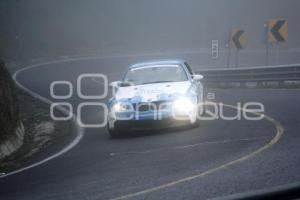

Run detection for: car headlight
[[112, 102, 131, 112], [172, 97, 194, 113]]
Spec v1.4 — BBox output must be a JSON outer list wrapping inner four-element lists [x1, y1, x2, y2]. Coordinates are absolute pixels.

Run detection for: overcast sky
[[0, 0, 299, 62]]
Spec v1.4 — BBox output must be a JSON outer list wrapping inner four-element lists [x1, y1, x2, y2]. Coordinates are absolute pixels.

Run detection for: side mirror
[[192, 74, 203, 81], [109, 81, 121, 88]]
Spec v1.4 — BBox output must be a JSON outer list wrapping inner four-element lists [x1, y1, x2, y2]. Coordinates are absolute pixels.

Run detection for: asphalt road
[[1, 57, 300, 200]]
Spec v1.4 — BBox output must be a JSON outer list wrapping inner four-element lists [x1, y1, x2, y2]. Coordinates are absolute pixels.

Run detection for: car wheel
[[196, 99, 206, 116], [107, 123, 121, 138], [192, 101, 206, 127]]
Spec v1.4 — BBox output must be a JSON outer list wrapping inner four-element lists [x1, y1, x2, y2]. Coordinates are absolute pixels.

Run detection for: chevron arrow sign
[[268, 19, 288, 43], [230, 29, 246, 49]]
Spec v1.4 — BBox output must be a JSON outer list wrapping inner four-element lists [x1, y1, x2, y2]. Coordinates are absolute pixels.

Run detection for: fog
[[1, 0, 299, 67]]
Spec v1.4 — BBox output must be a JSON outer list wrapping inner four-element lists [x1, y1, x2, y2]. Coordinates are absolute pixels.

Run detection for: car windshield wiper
[[141, 81, 174, 85]]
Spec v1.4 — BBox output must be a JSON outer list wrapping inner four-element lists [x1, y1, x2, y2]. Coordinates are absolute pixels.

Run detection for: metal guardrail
[[196, 64, 300, 82]]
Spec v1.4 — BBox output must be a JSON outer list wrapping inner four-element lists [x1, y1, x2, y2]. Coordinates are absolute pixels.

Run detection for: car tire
[[188, 103, 199, 128], [192, 101, 206, 128], [107, 123, 121, 138], [198, 101, 206, 116]]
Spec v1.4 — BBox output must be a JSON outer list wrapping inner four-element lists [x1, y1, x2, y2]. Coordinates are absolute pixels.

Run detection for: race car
[[107, 60, 204, 137]]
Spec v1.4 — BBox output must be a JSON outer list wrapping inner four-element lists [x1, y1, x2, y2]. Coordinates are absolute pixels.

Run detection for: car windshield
[[124, 65, 187, 85]]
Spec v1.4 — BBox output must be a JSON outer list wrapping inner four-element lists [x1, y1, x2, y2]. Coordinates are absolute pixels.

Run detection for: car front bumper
[[107, 110, 192, 131]]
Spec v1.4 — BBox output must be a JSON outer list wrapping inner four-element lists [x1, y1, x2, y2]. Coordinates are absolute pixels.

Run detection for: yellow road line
[[110, 137, 268, 156], [111, 103, 284, 200]]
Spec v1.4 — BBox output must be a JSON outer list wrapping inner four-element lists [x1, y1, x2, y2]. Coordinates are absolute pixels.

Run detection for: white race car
[[107, 60, 204, 137]]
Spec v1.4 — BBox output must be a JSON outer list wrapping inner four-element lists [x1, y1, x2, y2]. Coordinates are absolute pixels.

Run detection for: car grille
[[133, 101, 171, 112]]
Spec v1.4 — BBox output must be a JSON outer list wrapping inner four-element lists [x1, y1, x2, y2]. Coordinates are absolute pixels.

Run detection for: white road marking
[[0, 59, 85, 178]]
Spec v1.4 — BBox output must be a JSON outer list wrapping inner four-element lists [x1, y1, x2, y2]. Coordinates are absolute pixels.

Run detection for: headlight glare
[[172, 97, 194, 113], [112, 102, 129, 112]]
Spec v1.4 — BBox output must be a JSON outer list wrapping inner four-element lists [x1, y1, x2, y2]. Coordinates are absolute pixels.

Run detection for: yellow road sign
[[268, 19, 288, 43], [230, 29, 246, 49]]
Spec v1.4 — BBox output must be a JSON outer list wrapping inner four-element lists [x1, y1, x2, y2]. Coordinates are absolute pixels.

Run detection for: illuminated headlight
[[112, 102, 130, 112], [172, 97, 195, 113]]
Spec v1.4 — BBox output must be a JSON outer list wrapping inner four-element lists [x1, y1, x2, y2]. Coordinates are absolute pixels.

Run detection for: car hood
[[115, 81, 191, 102]]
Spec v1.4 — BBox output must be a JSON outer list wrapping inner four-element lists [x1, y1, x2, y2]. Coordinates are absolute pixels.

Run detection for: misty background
[[0, 0, 300, 68]]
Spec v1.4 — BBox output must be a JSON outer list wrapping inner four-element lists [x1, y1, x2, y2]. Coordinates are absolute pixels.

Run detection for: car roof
[[129, 60, 186, 69]]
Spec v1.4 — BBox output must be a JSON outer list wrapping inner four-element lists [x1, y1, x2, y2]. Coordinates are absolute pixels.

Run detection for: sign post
[[227, 29, 231, 68], [264, 23, 269, 66], [230, 29, 246, 68]]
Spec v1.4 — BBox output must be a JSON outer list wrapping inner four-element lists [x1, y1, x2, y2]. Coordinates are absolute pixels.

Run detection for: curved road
[[1, 57, 300, 200]]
